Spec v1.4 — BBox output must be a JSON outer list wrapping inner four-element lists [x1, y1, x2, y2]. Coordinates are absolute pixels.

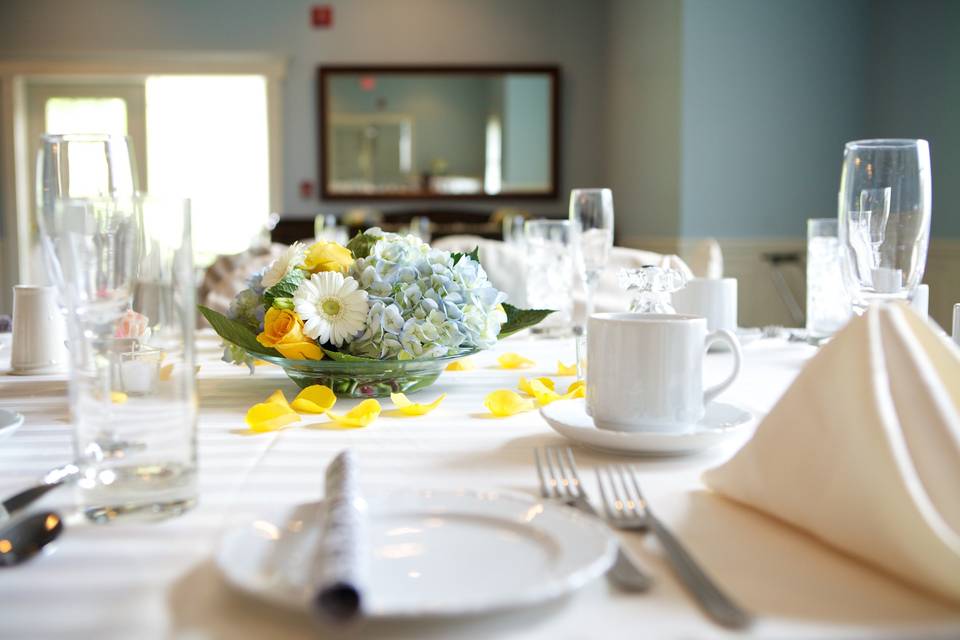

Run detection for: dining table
[[1, 330, 958, 640]]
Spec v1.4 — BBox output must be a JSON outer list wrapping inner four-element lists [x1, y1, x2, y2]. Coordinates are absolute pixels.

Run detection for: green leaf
[[497, 303, 554, 339], [272, 297, 294, 310], [321, 347, 380, 362], [198, 306, 280, 358], [263, 269, 304, 307], [346, 231, 381, 259], [451, 246, 480, 266]]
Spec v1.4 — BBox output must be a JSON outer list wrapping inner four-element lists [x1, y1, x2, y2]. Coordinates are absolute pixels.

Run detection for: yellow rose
[[303, 240, 353, 274], [257, 307, 304, 347]]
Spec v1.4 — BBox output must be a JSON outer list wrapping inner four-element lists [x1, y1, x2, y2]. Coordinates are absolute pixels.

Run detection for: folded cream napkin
[[703, 303, 960, 603], [312, 450, 367, 622]]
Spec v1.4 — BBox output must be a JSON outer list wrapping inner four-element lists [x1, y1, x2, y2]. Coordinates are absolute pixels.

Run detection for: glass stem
[[577, 277, 599, 380]]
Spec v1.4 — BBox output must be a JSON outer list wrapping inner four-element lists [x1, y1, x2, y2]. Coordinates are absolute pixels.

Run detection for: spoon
[[0, 511, 64, 567]]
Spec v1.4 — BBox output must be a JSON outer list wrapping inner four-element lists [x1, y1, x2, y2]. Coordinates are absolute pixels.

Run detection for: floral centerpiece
[[200, 228, 551, 397]]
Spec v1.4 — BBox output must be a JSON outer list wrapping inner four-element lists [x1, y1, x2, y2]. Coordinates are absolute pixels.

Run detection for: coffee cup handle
[[703, 329, 742, 405]]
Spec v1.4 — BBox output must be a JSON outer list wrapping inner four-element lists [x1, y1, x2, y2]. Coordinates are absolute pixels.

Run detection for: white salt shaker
[[9, 285, 67, 375], [953, 303, 960, 347]]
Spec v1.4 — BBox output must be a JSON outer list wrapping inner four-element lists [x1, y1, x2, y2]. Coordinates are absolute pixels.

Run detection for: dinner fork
[[534, 446, 652, 591], [595, 464, 752, 629]]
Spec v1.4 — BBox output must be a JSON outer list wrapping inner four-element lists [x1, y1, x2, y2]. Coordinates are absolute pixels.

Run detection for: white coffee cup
[[9, 285, 68, 375], [672, 278, 738, 332], [586, 313, 742, 432]]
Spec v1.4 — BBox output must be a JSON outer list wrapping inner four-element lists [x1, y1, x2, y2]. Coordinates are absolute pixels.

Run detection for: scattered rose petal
[[246, 401, 300, 432], [557, 361, 577, 376], [391, 392, 446, 416], [497, 353, 534, 369], [110, 391, 128, 404], [291, 385, 337, 413], [566, 379, 586, 398], [518, 377, 556, 396], [275, 341, 325, 360], [484, 389, 535, 417], [446, 357, 476, 371], [326, 399, 381, 427], [266, 389, 291, 408]]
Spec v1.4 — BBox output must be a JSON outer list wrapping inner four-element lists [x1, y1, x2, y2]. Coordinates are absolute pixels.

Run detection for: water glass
[[838, 139, 931, 311], [806, 218, 852, 339], [44, 196, 197, 522], [524, 219, 576, 337], [569, 188, 614, 374]]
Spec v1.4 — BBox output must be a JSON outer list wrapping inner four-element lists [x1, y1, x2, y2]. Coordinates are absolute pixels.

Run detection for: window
[[26, 74, 272, 268]]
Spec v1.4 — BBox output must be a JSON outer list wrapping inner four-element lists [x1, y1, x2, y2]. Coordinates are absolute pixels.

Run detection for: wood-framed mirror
[[318, 65, 560, 200]]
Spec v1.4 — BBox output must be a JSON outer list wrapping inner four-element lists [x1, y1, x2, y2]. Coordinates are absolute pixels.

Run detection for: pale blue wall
[[866, 0, 960, 237], [0, 0, 609, 218], [679, 0, 870, 238]]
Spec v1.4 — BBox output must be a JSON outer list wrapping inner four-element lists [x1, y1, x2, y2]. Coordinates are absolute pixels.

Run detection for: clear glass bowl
[[251, 348, 479, 398]]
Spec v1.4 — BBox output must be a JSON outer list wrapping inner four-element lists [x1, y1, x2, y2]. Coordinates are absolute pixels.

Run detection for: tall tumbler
[[524, 219, 576, 338], [43, 195, 197, 522], [806, 218, 851, 340]]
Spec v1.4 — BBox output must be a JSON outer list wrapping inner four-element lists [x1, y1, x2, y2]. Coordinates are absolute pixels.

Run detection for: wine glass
[[569, 188, 614, 377], [36, 134, 139, 289], [838, 139, 931, 312]]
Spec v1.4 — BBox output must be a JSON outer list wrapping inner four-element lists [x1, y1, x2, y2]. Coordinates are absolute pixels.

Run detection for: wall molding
[[621, 235, 960, 329]]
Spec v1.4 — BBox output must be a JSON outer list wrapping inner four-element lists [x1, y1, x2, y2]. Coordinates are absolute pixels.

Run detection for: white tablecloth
[[1, 332, 958, 639]]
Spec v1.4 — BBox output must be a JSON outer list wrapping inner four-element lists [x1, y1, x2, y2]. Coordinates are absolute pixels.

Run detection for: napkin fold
[[703, 303, 960, 603], [312, 450, 367, 622]]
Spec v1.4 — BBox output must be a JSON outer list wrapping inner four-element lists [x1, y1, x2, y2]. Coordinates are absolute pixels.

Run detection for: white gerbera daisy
[[294, 272, 369, 346], [261, 241, 306, 289]]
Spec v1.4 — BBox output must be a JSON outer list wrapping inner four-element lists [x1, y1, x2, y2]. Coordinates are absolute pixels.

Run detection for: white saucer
[[540, 398, 753, 456], [216, 488, 616, 619], [0, 409, 24, 441]]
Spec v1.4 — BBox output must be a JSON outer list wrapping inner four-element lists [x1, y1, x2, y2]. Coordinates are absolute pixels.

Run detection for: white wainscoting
[[623, 236, 960, 330]]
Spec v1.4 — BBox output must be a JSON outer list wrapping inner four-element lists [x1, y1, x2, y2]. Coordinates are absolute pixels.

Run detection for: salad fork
[[595, 464, 752, 629], [534, 446, 652, 591]]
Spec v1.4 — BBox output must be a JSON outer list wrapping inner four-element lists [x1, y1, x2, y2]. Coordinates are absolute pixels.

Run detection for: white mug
[[672, 278, 737, 332], [586, 313, 742, 432], [9, 285, 68, 375]]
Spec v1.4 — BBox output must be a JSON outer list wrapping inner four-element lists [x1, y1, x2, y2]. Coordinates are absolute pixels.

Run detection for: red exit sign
[[311, 5, 333, 28]]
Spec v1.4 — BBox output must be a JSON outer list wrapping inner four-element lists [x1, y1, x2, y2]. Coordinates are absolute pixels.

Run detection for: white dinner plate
[[0, 408, 24, 441], [216, 488, 616, 619], [540, 398, 753, 456]]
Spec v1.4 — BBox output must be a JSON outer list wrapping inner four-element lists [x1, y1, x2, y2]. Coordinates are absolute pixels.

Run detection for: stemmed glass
[[569, 188, 614, 375], [838, 139, 931, 312], [36, 134, 139, 286]]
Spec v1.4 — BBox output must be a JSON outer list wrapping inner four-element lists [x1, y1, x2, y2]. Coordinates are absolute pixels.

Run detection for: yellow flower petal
[[325, 398, 381, 427], [484, 389, 535, 417], [518, 377, 556, 396], [391, 392, 446, 416], [566, 379, 586, 398], [446, 357, 476, 371], [254, 359, 271, 367], [159, 363, 174, 381], [110, 391, 128, 404], [497, 353, 534, 369], [291, 385, 337, 413], [275, 341, 325, 360], [266, 389, 291, 408], [245, 401, 300, 432], [557, 361, 577, 376], [527, 379, 565, 406]]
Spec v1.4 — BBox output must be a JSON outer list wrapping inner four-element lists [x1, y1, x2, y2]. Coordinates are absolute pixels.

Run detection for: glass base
[[77, 462, 196, 523], [283, 368, 442, 398], [529, 325, 578, 339]]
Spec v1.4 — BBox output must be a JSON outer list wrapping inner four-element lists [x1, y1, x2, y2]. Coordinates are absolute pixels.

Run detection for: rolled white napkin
[[703, 303, 960, 603], [312, 450, 367, 622]]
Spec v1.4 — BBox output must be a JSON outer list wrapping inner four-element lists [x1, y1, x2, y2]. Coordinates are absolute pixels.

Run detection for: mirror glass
[[321, 68, 557, 199]]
